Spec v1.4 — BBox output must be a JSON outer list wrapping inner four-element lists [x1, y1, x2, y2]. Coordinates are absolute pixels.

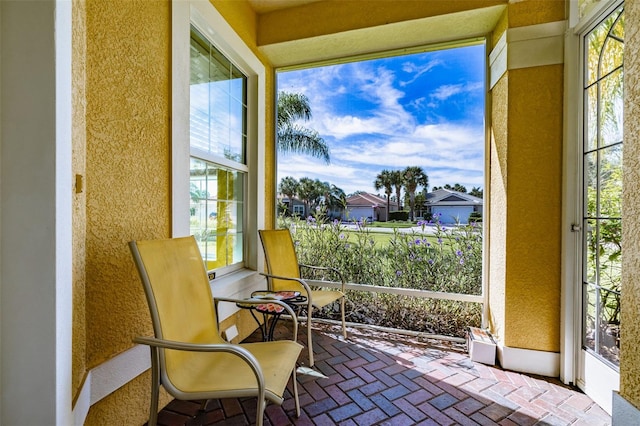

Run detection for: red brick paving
[[147, 322, 611, 425]]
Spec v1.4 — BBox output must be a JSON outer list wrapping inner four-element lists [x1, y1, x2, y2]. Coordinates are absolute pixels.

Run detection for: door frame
[[561, 0, 623, 413]]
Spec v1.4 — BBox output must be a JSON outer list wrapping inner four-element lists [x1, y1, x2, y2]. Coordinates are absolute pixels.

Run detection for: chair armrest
[[133, 336, 265, 390], [299, 264, 346, 292], [214, 296, 299, 338]]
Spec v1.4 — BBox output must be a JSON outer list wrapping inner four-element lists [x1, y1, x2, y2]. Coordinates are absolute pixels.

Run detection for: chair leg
[[340, 296, 347, 339], [307, 314, 314, 367], [148, 347, 160, 426], [256, 397, 266, 426], [292, 367, 300, 417]]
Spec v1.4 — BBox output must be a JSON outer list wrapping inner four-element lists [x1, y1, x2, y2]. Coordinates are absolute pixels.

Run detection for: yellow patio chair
[[129, 236, 302, 426], [259, 229, 346, 367]]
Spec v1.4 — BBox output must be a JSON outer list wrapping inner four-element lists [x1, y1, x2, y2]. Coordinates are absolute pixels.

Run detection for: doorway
[[575, 3, 623, 414]]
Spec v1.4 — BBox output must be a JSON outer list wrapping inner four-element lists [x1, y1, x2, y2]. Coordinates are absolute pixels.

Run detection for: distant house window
[[293, 204, 304, 216], [189, 26, 247, 271]]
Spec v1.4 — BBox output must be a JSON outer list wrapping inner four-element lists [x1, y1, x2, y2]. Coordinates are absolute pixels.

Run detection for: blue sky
[[276, 43, 486, 196]]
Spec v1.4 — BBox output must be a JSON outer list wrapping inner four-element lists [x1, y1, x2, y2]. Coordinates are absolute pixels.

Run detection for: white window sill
[[211, 268, 267, 320]]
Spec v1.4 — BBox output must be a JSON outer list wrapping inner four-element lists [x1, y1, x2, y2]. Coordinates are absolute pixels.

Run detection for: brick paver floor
[[149, 322, 611, 426]]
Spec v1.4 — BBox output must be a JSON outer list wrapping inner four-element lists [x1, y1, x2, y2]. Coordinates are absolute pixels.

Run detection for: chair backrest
[[130, 236, 225, 375], [258, 229, 305, 294]]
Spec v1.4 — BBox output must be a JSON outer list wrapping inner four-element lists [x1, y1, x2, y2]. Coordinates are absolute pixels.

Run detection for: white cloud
[[431, 81, 484, 101], [400, 59, 442, 86], [276, 50, 485, 195]]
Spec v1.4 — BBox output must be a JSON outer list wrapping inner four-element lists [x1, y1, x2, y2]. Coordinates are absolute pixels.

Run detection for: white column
[[0, 0, 73, 424]]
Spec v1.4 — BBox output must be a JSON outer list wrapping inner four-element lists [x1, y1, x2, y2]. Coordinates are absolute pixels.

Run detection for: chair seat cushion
[[166, 340, 302, 402], [310, 289, 344, 309]]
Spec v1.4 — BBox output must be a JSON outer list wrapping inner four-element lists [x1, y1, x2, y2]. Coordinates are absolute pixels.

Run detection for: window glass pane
[[585, 84, 598, 151], [585, 152, 597, 217], [583, 283, 596, 351], [586, 24, 606, 86], [190, 161, 246, 270], [190, 33, 212, 153], [601, 38, 623, 78], [598, 218, 622, 289], [585, 218, 597, 284], [190, 27, 246, 165], [599, 145, 622, 218], [598, 286, 620, 365], [600, 69, 623, 147]]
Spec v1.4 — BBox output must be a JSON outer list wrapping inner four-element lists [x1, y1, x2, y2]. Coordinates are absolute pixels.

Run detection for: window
[[189, 27, 247, 271], [172, 1, 266, 278], [293, 204, 304, 216]]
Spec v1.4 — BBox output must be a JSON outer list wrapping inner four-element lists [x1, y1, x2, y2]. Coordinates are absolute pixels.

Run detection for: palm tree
[[324, 183, 347, 219], [374, 169, 393, 221], [403, 166, 429, 221], [390, 170, 404, 211], [298, 177, 324, 216], [278, 176, 300, 214], [277, 92, 330, 163]]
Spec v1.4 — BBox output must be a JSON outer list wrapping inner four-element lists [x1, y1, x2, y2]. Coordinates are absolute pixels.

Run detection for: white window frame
[[172, 0, 266, 277]]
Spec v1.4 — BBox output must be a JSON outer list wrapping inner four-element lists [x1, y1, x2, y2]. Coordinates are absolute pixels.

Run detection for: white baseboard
[[613, 391, 640, 425], [497, 344, 560, 377], [72, 345, 150, 425], [71, 269, 265, 424]]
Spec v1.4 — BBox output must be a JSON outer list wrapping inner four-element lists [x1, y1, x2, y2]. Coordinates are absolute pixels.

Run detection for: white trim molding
[[497, 344, 560, 378], [613, 392, 640, 425], [490, 20, 567, 88], [71, 269, 268, 424]]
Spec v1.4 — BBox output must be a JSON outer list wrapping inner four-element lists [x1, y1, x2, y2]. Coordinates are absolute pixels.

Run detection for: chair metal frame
[[259, 229, 347, 367], [130, 236, 302, 426]]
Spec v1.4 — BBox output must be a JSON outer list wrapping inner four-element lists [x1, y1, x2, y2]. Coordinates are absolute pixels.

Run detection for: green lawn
[[343, 229, 439, 247], [368, 221, 416, 229]]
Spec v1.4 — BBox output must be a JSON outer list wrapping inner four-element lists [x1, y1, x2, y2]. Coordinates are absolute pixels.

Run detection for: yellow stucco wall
[[507, 0, 566, 28], [83, 0, 172, 422], [489, 75, 508, 342], [503, 65, 563, 352], [621, 0, 640, 410], [488, 62, 564, 354], [72, 0, 88, 396], [487, 0, 565, 353]]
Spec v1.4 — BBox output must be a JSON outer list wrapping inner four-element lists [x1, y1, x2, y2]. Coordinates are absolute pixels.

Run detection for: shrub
[[389, 210, 409, 221], [469, 211, 482, 223], [278, 212, 483, 337]]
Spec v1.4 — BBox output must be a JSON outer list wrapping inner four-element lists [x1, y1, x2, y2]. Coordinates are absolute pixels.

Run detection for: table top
[[236, 290, 305, 314]]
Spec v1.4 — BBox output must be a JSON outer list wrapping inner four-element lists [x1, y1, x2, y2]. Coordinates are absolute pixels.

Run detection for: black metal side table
[[236, 290, 307, 341]]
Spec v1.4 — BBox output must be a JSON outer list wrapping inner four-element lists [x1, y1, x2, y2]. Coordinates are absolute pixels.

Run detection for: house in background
[[343, 192, 398, 222], [425, 189, 483, 224], [278, 196, 306, 217]]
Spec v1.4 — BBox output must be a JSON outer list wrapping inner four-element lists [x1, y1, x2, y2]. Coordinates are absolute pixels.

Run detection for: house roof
[[425, 189, 483, 206], [346, 192, 395, 208]]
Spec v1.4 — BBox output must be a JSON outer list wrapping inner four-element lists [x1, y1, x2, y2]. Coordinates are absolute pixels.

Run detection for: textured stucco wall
[[504, 65, 563, 352], [487, 0, 565, 353], [72, 0, 87, 397], [507, 0, 566, 28], [84, 0, 172, 422], [489, 75, 508, 342], [621, 0, 640, 410]]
